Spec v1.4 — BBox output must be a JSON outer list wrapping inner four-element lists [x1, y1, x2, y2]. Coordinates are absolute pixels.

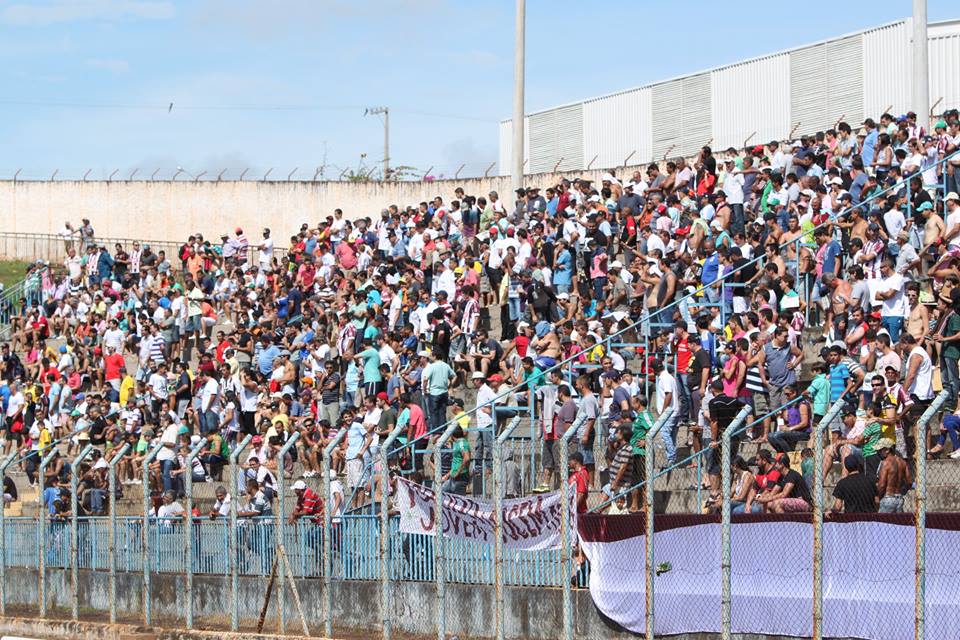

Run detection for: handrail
[[0, 453, 18, 616], [228, 434, 253, 632], [379, 422, 406, 640], [183, 437, 208, 630], [321, 427, 348, 640]]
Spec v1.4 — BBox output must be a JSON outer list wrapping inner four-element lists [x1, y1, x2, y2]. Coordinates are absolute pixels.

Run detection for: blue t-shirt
[[701, 253, 720, 285], [258, 345, 281, 375], [358, 348, 382, 383], [554, 250, 573, 286], [822, 241, 841, 276], [829, 363, 851, 401]]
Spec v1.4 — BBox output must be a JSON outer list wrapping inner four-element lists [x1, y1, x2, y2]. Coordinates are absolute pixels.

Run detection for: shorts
[[541, 438, 559, 471], [751, 393, 770, 416], [346, 458, 365, 489], [775, 498, 811, 513], [878, 494, 904, 513], [707, 437, 741, 476], [581, 446, 595, 467], [184, 316, 201, 333]]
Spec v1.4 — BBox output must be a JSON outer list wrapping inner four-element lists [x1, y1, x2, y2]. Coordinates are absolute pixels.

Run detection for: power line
[[0, 98, 497, 122]]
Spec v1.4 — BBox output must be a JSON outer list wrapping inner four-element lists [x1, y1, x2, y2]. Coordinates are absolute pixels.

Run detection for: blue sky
[[0, 0, 956, 180]]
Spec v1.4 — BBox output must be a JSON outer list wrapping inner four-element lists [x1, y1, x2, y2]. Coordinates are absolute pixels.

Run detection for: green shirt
[[358, 348, 382, 383], [423, 361, 454, 396], [860, 421, 883, 458], [631, 410, 654, 456], [449, 437, 471, 478], [943, 313, 960, 360], [800, 457, 814, 482], [807, 374, 830, 416], [523, 367, 545, 392]]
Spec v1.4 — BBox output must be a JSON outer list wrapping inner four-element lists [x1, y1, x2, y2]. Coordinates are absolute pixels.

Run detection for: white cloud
[[1, 0, 175, 26], [85, 58, 130, 73]]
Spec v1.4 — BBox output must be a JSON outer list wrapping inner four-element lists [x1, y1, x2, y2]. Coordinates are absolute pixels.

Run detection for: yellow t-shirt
[[119, 375, 136, 406]]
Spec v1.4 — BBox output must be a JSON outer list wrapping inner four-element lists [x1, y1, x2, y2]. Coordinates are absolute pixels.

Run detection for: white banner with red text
[[578, 513, 960, 640], [395, 477, 574, 551]]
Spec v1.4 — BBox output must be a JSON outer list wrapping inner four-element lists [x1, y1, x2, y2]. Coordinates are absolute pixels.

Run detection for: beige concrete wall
[[0, 163, 650, 243]]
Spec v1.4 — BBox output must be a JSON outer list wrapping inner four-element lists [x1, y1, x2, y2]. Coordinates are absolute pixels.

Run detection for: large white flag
[[395, 477, 574, 551]]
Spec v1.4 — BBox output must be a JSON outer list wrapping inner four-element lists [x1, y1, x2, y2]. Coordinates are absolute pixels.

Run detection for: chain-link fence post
[[812, 398, 845, 640], [322, 429, 347, 639], [141, 443, 162, 626], [380, 424, 405, 640], [493, 416, 522, 640], [645, 407, 674, 640], [434, 422, 459, 640], [183, 438, 206, 629], [720, 406, 752, 640], [0, 453, 18, 616], [70, 444, 95, 619], [558, 416, 584, 640], [229, 434, 253, 631], [37, 447, 61, 618], [107, 443, 129, 624], [275, 431, 300, 634], [914, 389, 949, 640]]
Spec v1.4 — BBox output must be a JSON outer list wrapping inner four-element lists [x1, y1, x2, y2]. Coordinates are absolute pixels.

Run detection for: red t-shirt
[[515, 335, 530, 358], [569, 468, 590, 513], [755, 468, 782, 492], [675, 337, 692, 372], [104, 353, 125, 381]]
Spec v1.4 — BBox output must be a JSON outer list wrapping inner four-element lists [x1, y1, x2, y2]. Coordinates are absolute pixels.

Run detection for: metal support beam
[[107, 443, 130, 624], [229, 434, 253, 632], [720, 406, 754, 639], [493, 416, 523, 640], [183, 438, 207, 629], [70, 444, 95, 620]]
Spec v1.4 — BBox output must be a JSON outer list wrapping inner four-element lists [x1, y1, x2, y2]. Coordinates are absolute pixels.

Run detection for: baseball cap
[[292, 480, 307, 492], [488, 374, 503, 384], [471, 371, 485, 380], [946, 192, 960, 202], [376, 391, 389, 402]]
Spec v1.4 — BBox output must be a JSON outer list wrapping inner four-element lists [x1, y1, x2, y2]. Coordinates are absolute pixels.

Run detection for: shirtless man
[[822, 273, 853, 336], [838, 208, 869, 244], [780, 215, 804, 263], [920, 200, 945, 271], [875, 437, 910, 513], [530, 325, 562, 369]]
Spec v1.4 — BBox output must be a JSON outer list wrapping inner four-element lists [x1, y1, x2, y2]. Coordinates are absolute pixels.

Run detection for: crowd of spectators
[[1, 107, 959, 530]]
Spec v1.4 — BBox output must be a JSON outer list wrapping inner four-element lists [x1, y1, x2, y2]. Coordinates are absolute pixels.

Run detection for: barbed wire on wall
[[0, 161, 506, 184]]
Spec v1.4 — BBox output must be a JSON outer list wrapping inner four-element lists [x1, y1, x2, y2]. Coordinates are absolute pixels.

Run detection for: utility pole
[[511, 0, 525, 193], [912, 0, 930, 124], [365, 106, 390, 178]]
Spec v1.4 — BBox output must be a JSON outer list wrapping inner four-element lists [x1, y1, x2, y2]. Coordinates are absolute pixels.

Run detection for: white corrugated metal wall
[[528, 104, 583, 174], [502, 19, 960, 173], [929, 21, 960, 116], [680, 73, 712, 157], [651, 80, 683, 160], [790, 35, 864, 136], [497, 117, 529, 176], [582, 88, 652, 170], [711, 54, 791, 151], [862, 21, 912, 118]]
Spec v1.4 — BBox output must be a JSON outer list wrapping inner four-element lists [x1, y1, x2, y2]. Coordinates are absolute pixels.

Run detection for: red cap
[[489, 227, 499, 235], [235, 227, 243, 234], [488, 374, 503, 384], [376, 391, 389, 402]]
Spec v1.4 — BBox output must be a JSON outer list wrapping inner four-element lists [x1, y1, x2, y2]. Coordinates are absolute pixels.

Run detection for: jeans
[[659, 412, 681, 465], [941, 356, 959, 411], [940, 414, 960, 450], [730, 203, 745, 236], [426, 393, 448, 432], [86, 488, 106, 514], [677, 374, 690, 422], [881, 316, 903, 343], [703, 285, 720, 305], [160, 459, 176, 493], [768, 430, 809, 453]]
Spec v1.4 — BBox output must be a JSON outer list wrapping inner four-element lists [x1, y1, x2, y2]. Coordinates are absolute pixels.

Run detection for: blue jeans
[[160, 459, 176, 493], [939, 415, 960, 450], [200, 409, 219, 436], [659, 412, 681, 465], [941, 356, 959, 411], [730, 203, 745, 236], [426, 393, 448, 432], [882, 316, 903, 343]]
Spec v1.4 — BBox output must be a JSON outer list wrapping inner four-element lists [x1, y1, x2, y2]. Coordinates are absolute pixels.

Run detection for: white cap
[[556, 293, 570, 300], [610, 260, 623, 269], [829, 177, 843, 185], [588, 195, 602, 203], [471, 371, 485, 380], [292, 480, 307, 491], [946, 192, 960, 202]]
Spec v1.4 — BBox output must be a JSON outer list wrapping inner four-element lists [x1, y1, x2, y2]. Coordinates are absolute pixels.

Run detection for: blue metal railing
[[0, 514, 580, 588]]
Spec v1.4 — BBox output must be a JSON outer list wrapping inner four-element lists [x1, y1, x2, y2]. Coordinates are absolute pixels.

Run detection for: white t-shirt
[[879, 273, 907, 317], [259, 237, 275, 268], [948, 209, 960, 249], [724, 173, 745, 205], [655, 371, 679, 414]]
